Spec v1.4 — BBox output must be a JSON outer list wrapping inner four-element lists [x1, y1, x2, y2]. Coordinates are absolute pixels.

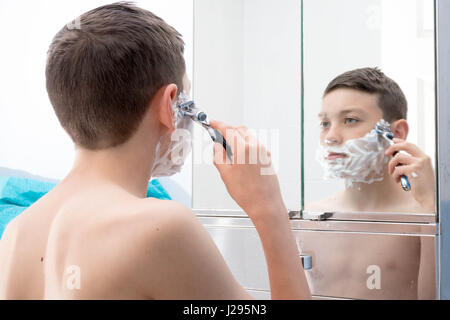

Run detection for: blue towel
[[0, 176, 171, 239]]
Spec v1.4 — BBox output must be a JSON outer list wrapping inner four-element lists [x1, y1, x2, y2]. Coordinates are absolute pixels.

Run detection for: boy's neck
[[341, 167, 411, 212], [62, 131, 159, 199]]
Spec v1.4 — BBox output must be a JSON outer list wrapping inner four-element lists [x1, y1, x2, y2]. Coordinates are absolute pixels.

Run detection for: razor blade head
[[177, 100, 195, 112], [176, 100, 209, 124], [374, 120, 394, 140]]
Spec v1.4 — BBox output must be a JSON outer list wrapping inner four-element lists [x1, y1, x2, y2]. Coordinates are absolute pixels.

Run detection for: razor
[[176, 100, 234, 161], [375, 121, 411, 191]]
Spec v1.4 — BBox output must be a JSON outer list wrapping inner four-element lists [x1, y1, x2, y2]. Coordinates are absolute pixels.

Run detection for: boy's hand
[[209, 120, 286, 222], [385, 138, 435, 212]]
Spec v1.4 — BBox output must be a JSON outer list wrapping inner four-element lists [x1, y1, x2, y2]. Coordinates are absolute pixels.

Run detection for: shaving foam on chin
[[316, 121, 391, 187]]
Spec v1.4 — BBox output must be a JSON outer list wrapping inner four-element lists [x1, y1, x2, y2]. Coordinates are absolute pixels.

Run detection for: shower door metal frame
[[436, 0, 450, 300]]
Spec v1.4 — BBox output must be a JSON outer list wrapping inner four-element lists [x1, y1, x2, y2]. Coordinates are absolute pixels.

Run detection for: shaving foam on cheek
[[151, 91, 193, 177], [316, 122, 391, 187]]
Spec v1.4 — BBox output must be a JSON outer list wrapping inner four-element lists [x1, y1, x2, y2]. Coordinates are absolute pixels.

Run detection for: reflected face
[[319, 88, 383, 160]]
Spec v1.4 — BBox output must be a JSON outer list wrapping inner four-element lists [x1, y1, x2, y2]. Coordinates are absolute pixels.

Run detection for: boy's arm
[[137, 119, 310, 300], [138, 199, 309, 300], [209, 120, 311, 299], [137, 201, 253, 299]]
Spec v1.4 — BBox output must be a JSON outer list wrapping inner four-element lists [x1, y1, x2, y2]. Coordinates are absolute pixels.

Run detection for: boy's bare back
[[0, 178, 249, 300]]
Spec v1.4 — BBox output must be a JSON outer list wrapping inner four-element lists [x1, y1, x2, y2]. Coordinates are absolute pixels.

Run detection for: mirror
[[192, 0, 302, 212], [300, 0, 437, 300], [303, 0, 436, 215], [193, 0, 437, 300]]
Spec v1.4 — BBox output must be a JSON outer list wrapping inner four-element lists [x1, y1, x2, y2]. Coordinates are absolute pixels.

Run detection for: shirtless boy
[[307, 67, 435, 213], [0, 3, 310, 299], [304, 67, 436, 299]]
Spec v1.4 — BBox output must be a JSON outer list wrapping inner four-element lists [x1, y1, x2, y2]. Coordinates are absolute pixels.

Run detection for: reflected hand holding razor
[[176, 100, 234, 160], [375, 120, 411, 191]]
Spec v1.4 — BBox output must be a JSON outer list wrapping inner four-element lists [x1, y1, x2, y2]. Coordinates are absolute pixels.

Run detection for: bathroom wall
[[193, 0, 302, 211]]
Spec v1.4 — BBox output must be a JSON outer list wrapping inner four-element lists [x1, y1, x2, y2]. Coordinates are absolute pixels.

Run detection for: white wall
[[192, 0, 302, 211], [0, 0, 193, 202]]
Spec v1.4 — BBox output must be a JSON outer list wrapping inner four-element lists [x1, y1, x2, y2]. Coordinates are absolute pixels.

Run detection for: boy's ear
[[390, 119, 409, 140], [158, 84, 178, 132]]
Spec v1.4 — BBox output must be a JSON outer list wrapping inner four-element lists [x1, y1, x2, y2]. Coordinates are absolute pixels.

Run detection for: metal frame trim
[[436, 0, 450, 300]]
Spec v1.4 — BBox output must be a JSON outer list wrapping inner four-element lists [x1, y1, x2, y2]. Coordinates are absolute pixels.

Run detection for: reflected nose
[[324, 125, 343, 145]]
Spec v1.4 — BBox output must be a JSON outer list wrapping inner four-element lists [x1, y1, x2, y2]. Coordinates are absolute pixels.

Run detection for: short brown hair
[[323, 67, 407, 122], [46, 2, 185, 149]]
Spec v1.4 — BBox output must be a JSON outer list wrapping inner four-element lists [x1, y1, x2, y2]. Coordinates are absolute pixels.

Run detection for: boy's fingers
[[210, 120, 248, 162], [211, 120, 244, 147], [388, 153, 414, 174], [235, 125, 248, 131], [213, 143, 231, 167], [236, 126, 258, 144], [209, 120, 234, 140], [235, 126, 248, 140], [393, 164, 414, 182], [385, 141, 424, 157]]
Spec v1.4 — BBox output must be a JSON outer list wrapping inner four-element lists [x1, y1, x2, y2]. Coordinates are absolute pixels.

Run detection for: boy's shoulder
[[115, 197, 200, 255], [131, 197, 196, 230], [304, 192, 344, 212], [104, 197, 196, 247]]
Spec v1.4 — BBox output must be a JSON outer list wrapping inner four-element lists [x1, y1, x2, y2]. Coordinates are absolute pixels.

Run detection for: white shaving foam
[[151, 91, 193, 177], [316, 120, 391, 188]]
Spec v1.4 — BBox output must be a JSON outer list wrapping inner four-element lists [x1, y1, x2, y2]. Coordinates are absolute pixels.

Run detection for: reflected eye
[[320, 121, 330, 129], [345, 118, 358, 125]]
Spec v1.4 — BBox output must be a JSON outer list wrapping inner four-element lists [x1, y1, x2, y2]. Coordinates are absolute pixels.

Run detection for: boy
[[305, 67, 435, 299], [0, 3, 310, 299], [307, 67, 435, 213]]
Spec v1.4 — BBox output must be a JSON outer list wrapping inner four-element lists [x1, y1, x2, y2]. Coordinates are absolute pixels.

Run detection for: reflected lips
[[326, 152, 347, 160]]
